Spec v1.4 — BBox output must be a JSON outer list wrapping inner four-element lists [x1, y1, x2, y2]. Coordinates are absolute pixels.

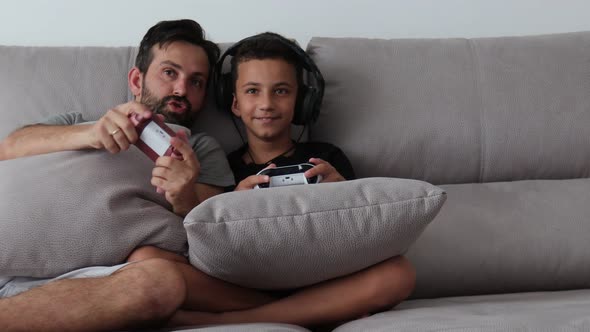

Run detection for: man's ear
[[231, 94, 241, 117], [128, 67, 142, 98]]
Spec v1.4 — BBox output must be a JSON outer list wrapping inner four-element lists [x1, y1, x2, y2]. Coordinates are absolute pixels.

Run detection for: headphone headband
[[212, 32, 325, 126]]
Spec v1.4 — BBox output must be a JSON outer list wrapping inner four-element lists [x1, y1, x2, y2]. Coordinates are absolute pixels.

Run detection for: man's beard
[[140, 85, 194, 127]]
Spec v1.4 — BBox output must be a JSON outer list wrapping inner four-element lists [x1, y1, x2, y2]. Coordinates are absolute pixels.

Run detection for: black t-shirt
[[227, 142, 356, 187]]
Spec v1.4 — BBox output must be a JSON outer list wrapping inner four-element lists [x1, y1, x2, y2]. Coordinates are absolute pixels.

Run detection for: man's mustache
[[159, 95, 192, 112]]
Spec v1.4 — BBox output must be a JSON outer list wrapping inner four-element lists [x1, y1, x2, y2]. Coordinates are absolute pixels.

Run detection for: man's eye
[[275, 88, 288, 95], [191, 78, 203, 87], [245, 88, 257, 94], [163, 69, 176, 78]]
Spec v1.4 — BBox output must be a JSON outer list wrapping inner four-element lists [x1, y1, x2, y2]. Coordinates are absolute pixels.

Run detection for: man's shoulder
[[41, 112, 88, 125], [188, 132, 221, 149]]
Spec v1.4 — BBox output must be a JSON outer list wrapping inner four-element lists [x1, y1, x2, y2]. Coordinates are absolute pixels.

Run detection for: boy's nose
[[258, 92, 274, 111]]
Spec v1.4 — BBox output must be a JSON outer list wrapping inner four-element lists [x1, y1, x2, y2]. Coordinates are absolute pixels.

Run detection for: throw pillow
[[184, 177, 446, 290], [0, 147, 186, 278]]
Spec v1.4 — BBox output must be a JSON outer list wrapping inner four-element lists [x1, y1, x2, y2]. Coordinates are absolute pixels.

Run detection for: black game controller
[[255, 163, 322, 189]]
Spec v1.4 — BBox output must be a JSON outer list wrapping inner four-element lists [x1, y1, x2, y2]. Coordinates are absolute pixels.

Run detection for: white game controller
[[255, 163, 322, 189]]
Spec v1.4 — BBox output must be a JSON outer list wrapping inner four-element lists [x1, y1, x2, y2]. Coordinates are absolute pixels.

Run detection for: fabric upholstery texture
[[308, 32, 590, 184], [0, 148, 186, 278], [333, 290, 590, 331], [184, 177, 446, 289], [407, 178, 590, 299], [0, 46, 134, 139]]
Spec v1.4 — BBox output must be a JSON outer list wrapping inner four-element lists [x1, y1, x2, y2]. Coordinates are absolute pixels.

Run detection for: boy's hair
[[229, 32, 304, 92], [135, 19, 220, 76]]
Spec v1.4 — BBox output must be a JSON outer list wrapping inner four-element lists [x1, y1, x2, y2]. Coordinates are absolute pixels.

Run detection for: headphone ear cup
[[292, 85, 308, 126], [293, 85, 319, 126], [216, 72, 233, 114]]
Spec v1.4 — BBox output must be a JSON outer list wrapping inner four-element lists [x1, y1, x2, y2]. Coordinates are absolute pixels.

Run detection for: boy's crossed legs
[[129, 246, 416, 328]]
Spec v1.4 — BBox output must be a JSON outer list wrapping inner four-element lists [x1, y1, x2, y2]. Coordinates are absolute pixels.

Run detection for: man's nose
[[173, 80, 187, 96]]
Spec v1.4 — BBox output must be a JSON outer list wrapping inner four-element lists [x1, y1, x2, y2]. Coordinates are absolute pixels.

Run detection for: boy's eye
[[275, 88, 289, 95], [245, 88, 258, 94]]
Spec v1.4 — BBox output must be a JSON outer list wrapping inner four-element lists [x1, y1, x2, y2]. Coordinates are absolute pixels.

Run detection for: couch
[[1, 30, 590, 331]]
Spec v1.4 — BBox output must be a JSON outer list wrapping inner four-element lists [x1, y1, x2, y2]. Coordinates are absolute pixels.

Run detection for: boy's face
[[232, 58, 298, 142], [131, 41, 210, 127]]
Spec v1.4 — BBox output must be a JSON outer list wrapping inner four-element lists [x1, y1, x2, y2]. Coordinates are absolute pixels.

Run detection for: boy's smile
[[232, 58, 298, 143]]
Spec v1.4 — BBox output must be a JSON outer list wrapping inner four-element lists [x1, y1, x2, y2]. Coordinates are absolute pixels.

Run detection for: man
[[0, 19, 232, 216], [0, 20, 274, 331]]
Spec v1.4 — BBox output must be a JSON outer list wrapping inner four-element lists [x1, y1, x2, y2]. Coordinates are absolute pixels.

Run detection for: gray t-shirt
[[42, 112, 235, 188]]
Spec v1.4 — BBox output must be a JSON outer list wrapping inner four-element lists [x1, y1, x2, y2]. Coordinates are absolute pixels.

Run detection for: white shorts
[[0, 263, 129, 299]]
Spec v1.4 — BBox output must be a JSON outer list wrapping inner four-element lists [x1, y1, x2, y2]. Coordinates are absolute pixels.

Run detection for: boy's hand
[[305, 158, 345, 183], [234, 164, 276, 191], [151, 130, 201, 216], [88, 101, 152, 154]]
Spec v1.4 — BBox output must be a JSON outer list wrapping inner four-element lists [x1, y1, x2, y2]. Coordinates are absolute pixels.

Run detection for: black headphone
[[212, 32, 325, 126]]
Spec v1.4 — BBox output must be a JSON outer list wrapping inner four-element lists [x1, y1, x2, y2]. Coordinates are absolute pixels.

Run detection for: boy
[[224, 33, 355, 189], [161, 32, 417, 329]]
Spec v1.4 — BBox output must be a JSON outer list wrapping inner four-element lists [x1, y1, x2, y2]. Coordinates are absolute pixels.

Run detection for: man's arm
[[151, 131, 230, 217], [0, 124, 95, 161], [0, 102, 152, 161]]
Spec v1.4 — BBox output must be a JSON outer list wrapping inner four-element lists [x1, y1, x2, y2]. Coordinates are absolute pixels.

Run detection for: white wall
[[1, 0, 590, 47]]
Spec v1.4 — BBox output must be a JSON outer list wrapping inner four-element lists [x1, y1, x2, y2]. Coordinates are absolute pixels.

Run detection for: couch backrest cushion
[[308, 32, 590, 184], [407, 178, 590, 298], [0, 46, 134, 138]]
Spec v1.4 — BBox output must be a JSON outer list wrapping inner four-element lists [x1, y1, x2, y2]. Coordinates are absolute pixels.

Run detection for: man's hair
[[230, 32, 304, 92], [135, 19, 220, 76]]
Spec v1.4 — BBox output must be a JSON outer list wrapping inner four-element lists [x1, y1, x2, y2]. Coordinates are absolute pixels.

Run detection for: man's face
[[232, 58, 298, 143], [138, 41, 210, 127]]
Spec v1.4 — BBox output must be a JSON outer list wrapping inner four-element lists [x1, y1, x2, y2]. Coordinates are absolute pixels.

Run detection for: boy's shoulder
[[297, 141, 342, 153]]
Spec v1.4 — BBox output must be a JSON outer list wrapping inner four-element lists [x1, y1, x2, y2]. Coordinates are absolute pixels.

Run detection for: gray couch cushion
[[333, 290, 590, 331], [407, 178, 590, 299], [0, 46, 134, 139], [308, 31, 590, 184], [0, 148, 186, 278], [184, 177, 446, 290]]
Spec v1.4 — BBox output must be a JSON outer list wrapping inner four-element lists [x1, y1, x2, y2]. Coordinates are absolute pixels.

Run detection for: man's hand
[[88, 101, 152, 153], [234, 164, 275, 191], [304, 158, 345, 183], [151, 130, 201, 216]]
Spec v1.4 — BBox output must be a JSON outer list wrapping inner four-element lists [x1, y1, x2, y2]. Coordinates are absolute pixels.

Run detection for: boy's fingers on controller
[[262, 163, 277, 170], [305, 164, 324, 178], [309, 157, 324, 165]]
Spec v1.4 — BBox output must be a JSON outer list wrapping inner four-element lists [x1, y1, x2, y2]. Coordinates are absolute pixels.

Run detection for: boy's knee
[[369, 256, 416, 310], [127, 246, 163, 262], [121, 258, 187, 320], [127, 246, 188, 264]]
